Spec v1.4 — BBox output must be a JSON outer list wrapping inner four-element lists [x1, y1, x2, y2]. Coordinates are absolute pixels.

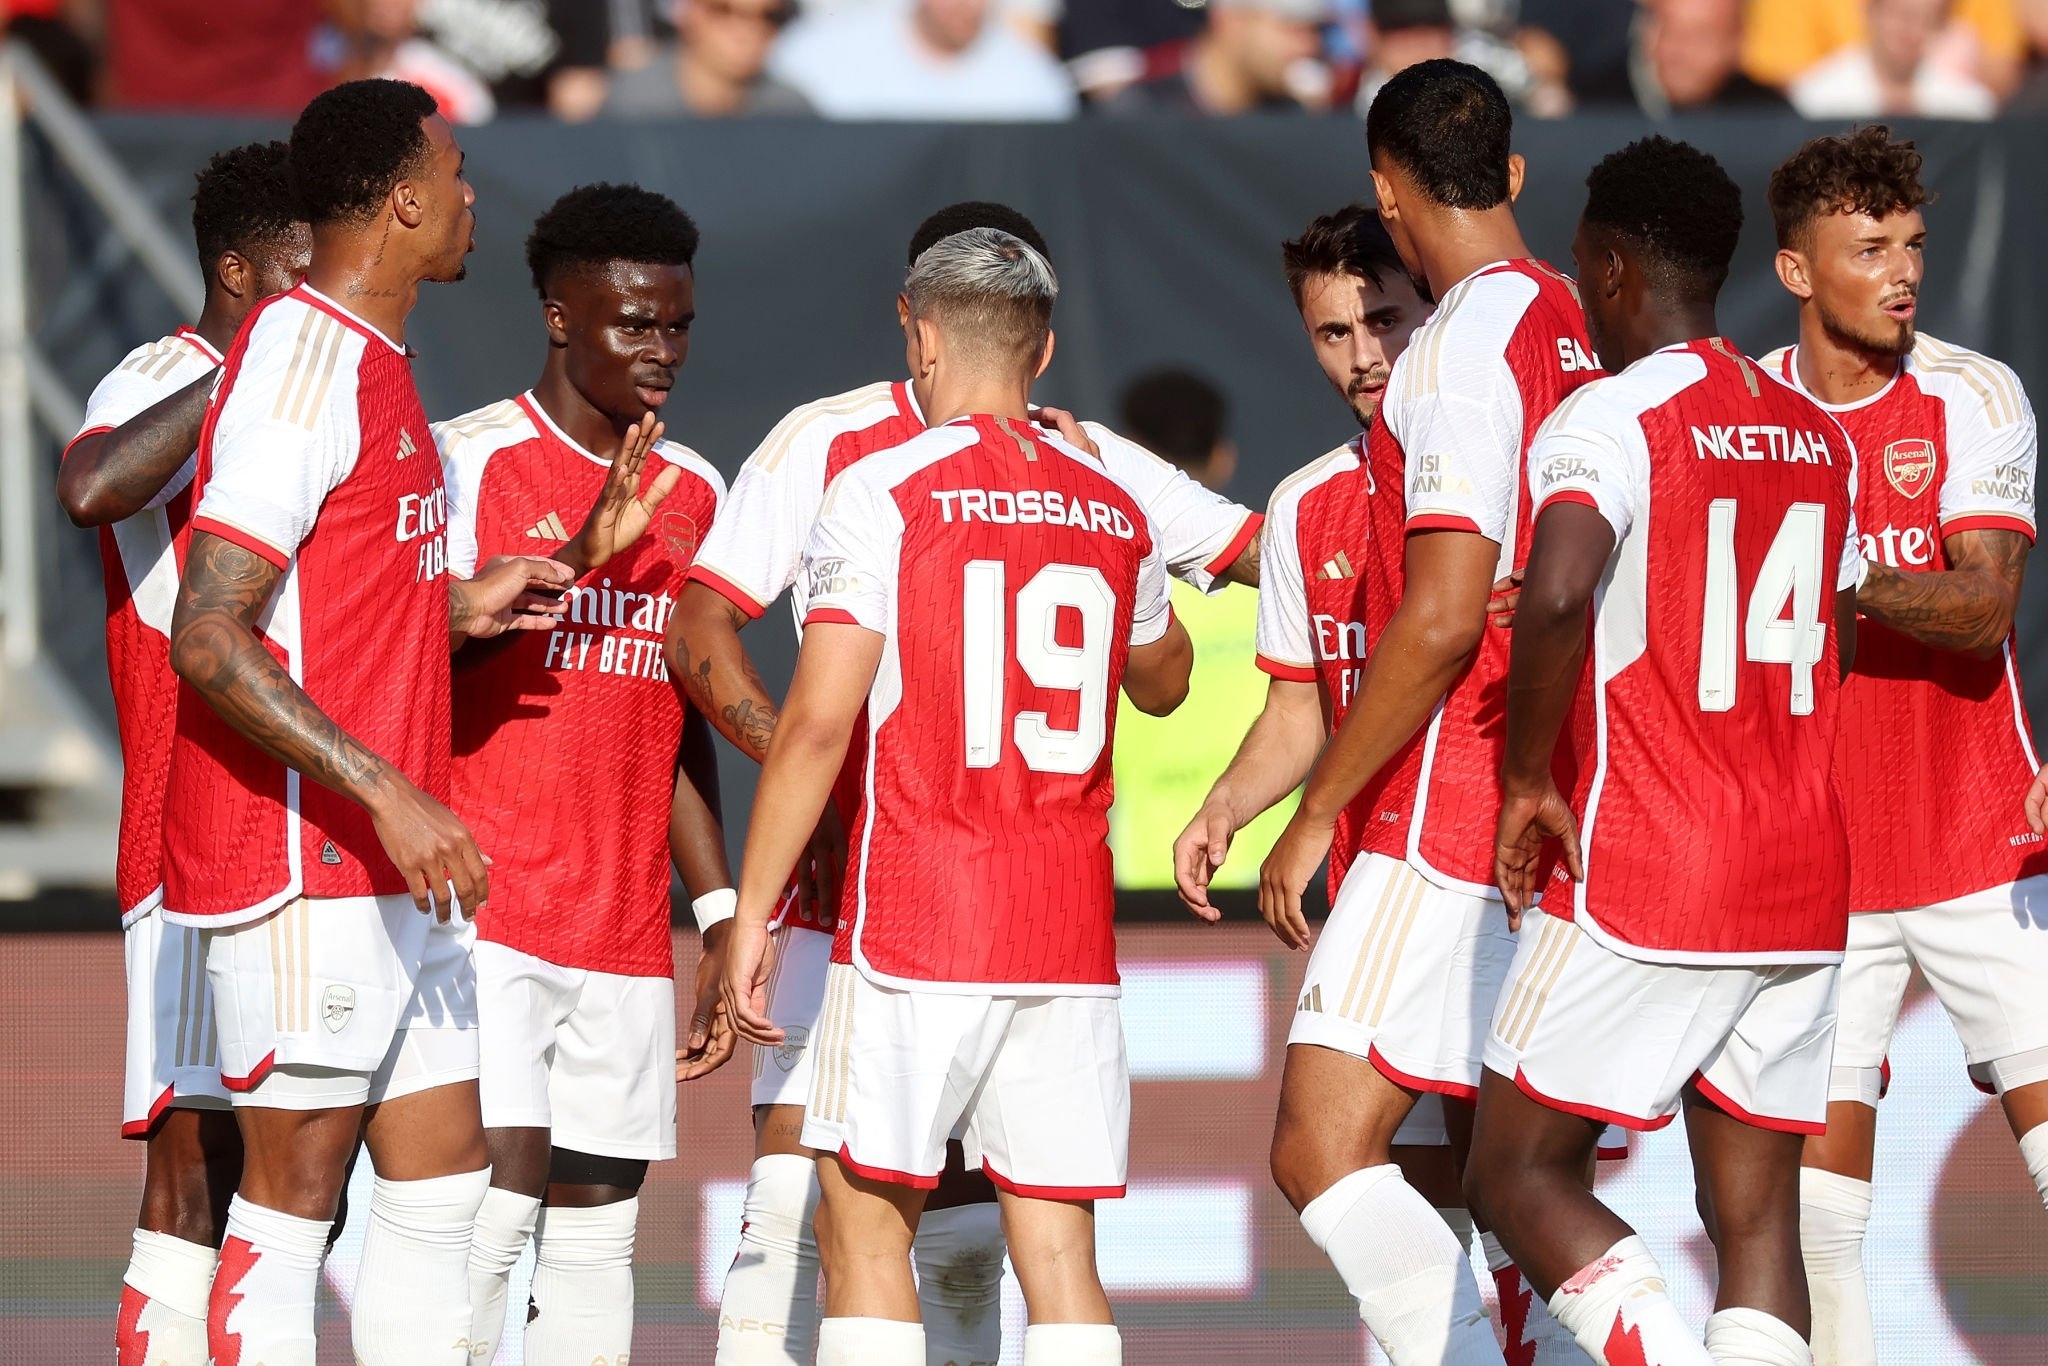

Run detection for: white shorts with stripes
[[749, 923, 833, 1109], [123, 910, 229, 1137], [204, 895, 478, 1110], [1485, 910, 1840, 1135], [1286, 852, 1516, 1102]]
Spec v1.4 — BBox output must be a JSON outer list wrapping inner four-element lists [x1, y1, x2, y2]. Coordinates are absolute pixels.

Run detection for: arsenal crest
[[660, 509, 700, 564], [1884, 438, 1937, 499]]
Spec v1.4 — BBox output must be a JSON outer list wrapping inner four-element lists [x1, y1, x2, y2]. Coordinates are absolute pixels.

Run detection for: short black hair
[[1583, 135, 1744, 297], [908, 201, 1052, 268], [1768, 125, 1931, 252], [1120, 368, 1227, 475], [1281, 205, 1410, 308], [288, 79, 438, 229], [192, 140, 301, 280], [1366, 59, 1513, 211], [526, 183, 701, 298]]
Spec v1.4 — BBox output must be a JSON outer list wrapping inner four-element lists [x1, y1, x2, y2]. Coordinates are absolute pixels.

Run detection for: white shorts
[[1485, 911, 1840, 1135], [204, 895, 478, 1111], [475, 939, 678, 1160], [1286, 852, 1517, 1101], [1834, 877, 2048, 1102], [750, 924, 832, 1109], [123, 912, 229, 1137], [800, 964, 1130, 1198]]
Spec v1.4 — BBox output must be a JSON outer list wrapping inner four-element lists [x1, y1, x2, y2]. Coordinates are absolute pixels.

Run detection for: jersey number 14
[[962, 560, 1115, 774], [1698, 499, 1829, 717]]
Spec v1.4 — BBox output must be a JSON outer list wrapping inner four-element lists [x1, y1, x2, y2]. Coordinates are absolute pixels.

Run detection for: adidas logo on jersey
[[527, 512, 570, 542], [1316, 552, 1358, 581], [396, 429, 416, 461]]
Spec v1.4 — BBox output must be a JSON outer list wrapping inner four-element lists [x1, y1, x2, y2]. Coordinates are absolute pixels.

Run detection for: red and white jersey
[[1764, 336, 2045, 911], [63, 328, 222, 924], [162, 286, 451, 928], [802, 414, 1171, 995], [1531, 339, 1860, 963], [1368, 259, 1603, 895], [1254, 436, 1384, 894], [439, 393, 725, 978], [688, 379, 1258, 932]]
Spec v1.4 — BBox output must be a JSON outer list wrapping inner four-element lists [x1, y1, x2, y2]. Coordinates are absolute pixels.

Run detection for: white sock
[[2020, 1122, 2048, 1208], [1703, 1307, 1811, 1365], [1481, 1230, 1588, 1365], [351, 1167, 491, 1365], [209, 1196, 329, 1366], [1547, 1236, 1711, 1366], [466, 1186, 541, 1365], [717, 1154, 822, 1365], [1298, 1165, 1503, 1365], [817, 1316, 924, 1365], [1023, 1322, 1122, 1364], [1799, 1168, 1872, 1366], [915, 1202, 1006, 1366], [526, 1198, 639, 1366], [119, 1229, 215, 1366]]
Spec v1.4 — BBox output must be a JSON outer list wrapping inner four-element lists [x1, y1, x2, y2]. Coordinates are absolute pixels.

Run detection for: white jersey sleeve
[[1130, 512, 1173, 649], [1083, 421, 1260, 593], [1837, 420, 1865, 591], [68, 332, 223, 512], [1252, 454, 1342, 681], [432, 398, 535, 580], [190, 301, 367, 567], [801, 464, 904, 634], [1917, 341, 2039, 540], [1526, 379, 1649, 544]]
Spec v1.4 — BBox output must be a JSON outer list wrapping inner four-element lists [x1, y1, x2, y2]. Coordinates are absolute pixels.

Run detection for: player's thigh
[[364, 1076, 487, 1180], [474, 938, 575, 1136], [963, 993, 1128, 1203], [1904, 877, 2048, 1080], [750, 925, 833, 1112], [549, 967, 678, 1162], [1272, 1043, 1426, 1206]]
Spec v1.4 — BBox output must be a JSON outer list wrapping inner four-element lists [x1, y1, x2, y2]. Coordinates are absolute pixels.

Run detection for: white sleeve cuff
[[691, 887, 737, 933]]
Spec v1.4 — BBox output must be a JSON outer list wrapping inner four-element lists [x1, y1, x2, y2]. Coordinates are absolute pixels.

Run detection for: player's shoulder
[[746, 380, 913, 471], [109, 328, 219, 385], [824, 418, 978, 500], [654, 439, 727, 502], [1538, 347, 1709, 440], [1908, 334, 2032, 429], [432, 396, 538, 460], [1756, 344, 1795, 380], [1266, 439, 1363, 522], [222, 291, 376, 428]]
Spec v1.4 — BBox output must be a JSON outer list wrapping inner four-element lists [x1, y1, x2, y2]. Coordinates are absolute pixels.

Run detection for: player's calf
[[997, 1193, 1119, 1365], [122, 1108, 243, 1366], [814, 1155, 924, 1364]]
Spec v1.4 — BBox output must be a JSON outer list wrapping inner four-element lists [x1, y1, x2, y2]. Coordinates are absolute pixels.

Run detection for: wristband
[[692, 887, 737, 933]]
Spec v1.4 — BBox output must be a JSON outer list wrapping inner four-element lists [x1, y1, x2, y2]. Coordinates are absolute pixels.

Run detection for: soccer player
[[1251, 59, 1600, 1364], [160, 80, 572, 1365], [441, 182, 733, 1366], [1757, 127, 2046, 1366], [59, 140, 307, 1366], [722, 226, 1194, 1366], [1467, 135, 1859, 1366], [672, 200, 1260, 1366]]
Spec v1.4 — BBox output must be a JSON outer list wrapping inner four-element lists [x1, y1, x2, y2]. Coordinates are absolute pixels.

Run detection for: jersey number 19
[[962, 560, 1115, 774]]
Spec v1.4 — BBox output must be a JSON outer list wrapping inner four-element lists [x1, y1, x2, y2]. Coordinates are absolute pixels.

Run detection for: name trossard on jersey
[[439, 393, 725, 978]]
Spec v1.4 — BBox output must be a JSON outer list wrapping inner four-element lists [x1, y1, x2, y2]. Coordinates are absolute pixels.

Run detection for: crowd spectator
[[1057, 0, 1207, 103], [1790, 0, 2000, 119], [603, 0, 812, 116], [1352, 0, 1457, 112], [105, 0, 329, 113], [1519, 0, 1637, 104], [1743, 0, 2026, 99], [1633, 0, 1790, 114], [770, 0, 1076, 118], [339, 0, 498, 124], [1120, 368, 1239, 491], [1102, 0, 1333, 116]]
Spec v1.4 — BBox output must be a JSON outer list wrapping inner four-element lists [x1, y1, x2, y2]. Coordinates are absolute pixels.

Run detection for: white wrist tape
[[692, 887, 738, 933]]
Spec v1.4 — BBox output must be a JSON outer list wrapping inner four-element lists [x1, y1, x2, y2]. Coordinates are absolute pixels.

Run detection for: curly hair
[[1281, 205, 1410, 309], [1366, 59, 1513, 212], [1768, 125, 1932, 252], [191, 140, 301, 280], [525, 183, 700, 299], [907, 201, 1052, 268], [288, 79, 438, 229], [1584, 135, 1744, 296]]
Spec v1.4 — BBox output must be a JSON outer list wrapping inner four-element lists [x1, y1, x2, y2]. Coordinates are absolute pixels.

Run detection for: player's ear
[[896, 293, 911, 329], [1368, 169, 1399, 224], [1504, 154, 1526, 204], [542, 298, 570, 347], [1775, 248, 1814, 303], [913, 316, 942, 375], [1034, 328, 1056, 380], [215, 251, 249, 302], [391, 174, 426, 231]]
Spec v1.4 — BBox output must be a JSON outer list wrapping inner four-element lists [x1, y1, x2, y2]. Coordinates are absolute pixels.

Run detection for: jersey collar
[[294, 284, 410, 356], [173, 326, 225, 366], [516, 390, 613, 467], [1775, 343, 1904, 413]]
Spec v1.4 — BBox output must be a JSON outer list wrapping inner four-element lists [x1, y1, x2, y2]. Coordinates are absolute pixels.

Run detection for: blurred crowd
[[8, 0, 2048, 122]]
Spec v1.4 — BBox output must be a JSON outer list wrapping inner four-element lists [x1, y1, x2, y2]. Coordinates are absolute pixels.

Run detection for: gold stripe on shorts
[[821, 965, 856, 1123], [1336, 866, 1405, 1020], [1501, 917, 1579, 1050], [1363, 872, 1428, 1027]]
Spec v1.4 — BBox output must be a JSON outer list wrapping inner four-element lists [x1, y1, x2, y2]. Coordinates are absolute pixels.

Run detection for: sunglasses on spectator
[[698, 0, 796, 28]]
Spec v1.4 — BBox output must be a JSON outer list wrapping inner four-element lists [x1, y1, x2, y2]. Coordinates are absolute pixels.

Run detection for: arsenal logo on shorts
[[1884, 438, 1937, 499], [322, 985, 356, 1033], [660, 510, 700, 565], [773, 1025, 809, 1072]]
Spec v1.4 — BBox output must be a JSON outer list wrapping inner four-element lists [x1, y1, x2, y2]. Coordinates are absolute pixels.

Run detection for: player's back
[[802, 415, 1169, 995], [1530, 339, 1858, 962]]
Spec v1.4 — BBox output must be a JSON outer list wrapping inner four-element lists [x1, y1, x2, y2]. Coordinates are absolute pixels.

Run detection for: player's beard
[[1345, 367, 1390, 428], [1818, 293, 1915, 358]]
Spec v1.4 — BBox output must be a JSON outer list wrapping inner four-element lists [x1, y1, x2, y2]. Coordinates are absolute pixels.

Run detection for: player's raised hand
[[1174, 799, 1238, 921], [1494, 780, 1581, 929], [793, 802, 847, 925], [1487, 568, 1524, 629], [366, 773, 490, 921], [563, 412, 679, 575], [2028, 764, 2048, 836], [454, 555, 576, 640], [679, 921, 738, 1080], [1030, 405, 1099, 458], [1258, 811, 1330, 951], [722, 919, 783, 1046]]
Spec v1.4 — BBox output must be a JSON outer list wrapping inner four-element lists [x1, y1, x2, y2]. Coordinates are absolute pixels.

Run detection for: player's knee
[[1269, 1125, 1327, 1213], [546, 1147, 649, 1199]]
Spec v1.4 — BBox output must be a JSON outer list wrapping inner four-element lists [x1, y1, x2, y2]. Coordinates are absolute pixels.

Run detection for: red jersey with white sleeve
[[1764, 336, 2045, 912], [1529, 339, 1859, 963], [63, 328, 222, 924], [161, 285, 451, 928], [802, 415, 1172, 995], [688, 379, 1259, 932], [1370, 259, 1603, 895], [439, 393, 725, 978]]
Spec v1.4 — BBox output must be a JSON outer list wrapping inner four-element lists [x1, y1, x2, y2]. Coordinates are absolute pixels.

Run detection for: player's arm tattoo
[[667, 590, 781, 763], [56, 372, 213, 528], [170, 531, 393, 802], [1219, 526, 1263, 589], [1856, 529, 2029, 659]]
